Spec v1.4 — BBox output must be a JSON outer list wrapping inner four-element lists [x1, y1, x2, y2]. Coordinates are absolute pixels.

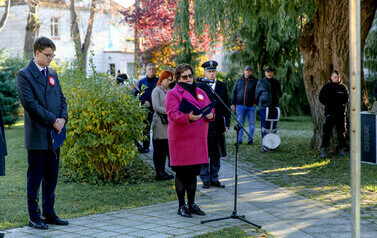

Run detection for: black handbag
[[158, 113, 168, 124]]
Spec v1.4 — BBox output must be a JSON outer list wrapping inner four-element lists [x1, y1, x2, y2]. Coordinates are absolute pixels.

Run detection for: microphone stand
[[198, 81, 261, 229]]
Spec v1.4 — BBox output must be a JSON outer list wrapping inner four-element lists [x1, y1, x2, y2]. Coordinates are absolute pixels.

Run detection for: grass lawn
[[0, 121, 176, 231], [225, 116, 377, 224], [194, 225, 273, 238]]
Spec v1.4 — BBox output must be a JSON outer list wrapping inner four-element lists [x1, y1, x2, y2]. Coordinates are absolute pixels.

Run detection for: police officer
[[17, 37, 69, 229], [197, 60, 230, 188], [319, 70, 349, 158]]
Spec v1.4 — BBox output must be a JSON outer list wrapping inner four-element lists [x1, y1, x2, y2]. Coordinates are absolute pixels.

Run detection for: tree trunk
[[0, 0, 11, 32], [70, 0, 97, 72], [24, 0, 40, 58], [134, 0, 140, 79], [300, 0, 377, 150]]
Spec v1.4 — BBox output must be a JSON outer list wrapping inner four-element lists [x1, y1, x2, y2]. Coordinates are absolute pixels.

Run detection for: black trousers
[[152, 139, 169, 174], [27, 149, 60, 220], [321, 113, 346, 148], [141, 110, 154, 149]]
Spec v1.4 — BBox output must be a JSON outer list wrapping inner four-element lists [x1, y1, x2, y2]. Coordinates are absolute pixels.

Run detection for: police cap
[[201, 60, 218, 71]]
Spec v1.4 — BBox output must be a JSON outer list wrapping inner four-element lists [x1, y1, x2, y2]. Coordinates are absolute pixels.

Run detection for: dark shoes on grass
[[155, 171, 174, 181], [178, 204, 205, 218]]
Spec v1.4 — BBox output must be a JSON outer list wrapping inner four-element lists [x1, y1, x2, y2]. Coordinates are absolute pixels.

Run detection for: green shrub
[[0, 50, 28, 126], [60, 59, 147, 184]]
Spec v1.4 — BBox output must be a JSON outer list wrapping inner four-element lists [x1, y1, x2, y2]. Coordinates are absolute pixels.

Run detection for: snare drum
[[262, 133, 281, 151]]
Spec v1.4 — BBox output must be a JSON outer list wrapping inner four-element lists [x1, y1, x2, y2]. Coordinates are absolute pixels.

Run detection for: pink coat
[[165, 84, 214, 166]]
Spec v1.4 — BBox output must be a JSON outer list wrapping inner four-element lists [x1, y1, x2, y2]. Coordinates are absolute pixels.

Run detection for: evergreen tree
[[0, 50, 26, 126]]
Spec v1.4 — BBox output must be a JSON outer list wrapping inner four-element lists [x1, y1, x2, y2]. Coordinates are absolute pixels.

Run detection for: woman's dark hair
[[175, 63, 194, 80], [33, 37, 56, 54]]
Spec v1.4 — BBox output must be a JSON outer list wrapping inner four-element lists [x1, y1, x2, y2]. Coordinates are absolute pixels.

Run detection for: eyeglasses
[[40, 52, 56, 59], [180, 74, 194, 80]]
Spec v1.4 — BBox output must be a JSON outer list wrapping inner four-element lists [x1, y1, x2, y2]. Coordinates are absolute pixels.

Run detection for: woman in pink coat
[[165, 63, 214, 218]]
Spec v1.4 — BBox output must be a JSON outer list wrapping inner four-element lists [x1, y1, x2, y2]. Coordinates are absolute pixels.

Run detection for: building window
[[51, 17, 59, 37], [109, 64, 116, 76]]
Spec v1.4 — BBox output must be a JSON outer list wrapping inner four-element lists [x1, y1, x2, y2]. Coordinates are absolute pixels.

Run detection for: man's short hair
[[175, 63, 193, 80], [33, 37, 56, 54], [146, 63, 155, 69], [331, 70, 339, 75]]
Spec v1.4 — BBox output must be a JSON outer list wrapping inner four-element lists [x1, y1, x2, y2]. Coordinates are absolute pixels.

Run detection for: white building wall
[[0, 2, 134, 74]]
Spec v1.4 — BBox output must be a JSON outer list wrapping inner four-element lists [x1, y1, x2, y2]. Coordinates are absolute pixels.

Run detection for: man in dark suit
[[198, 60, 230, 188], [17, 37, 69, 230]]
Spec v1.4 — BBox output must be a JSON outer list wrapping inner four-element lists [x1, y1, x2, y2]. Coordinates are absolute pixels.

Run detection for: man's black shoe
[[138, 147, 149, 153], [202, 182, 210, 188], [155, 172, 172, 181], [177, 205, 192, 218], [188, 204, 206, 216], [42, 215, 69, 225], [234, 141, 242, 146], [28, 219, 49, 230], [162, 171, 174, 180], [248, 139, 254, 145], [210, 181, 225, 188]]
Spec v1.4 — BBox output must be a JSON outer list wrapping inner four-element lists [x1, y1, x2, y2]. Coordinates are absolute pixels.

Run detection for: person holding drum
[[255, 67, 282, 149]]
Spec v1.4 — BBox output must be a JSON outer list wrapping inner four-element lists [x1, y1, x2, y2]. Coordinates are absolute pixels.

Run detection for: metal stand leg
[[201, 125, 261, 229]]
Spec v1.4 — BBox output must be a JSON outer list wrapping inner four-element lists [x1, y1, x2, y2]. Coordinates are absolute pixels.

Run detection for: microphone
[[196, 78, 215, 83]]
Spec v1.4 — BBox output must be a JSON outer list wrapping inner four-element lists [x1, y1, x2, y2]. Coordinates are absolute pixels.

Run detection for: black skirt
[[171, 164, 202, 176]]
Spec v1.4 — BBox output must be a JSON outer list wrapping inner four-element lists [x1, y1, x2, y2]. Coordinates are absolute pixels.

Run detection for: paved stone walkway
[[3, 153, 377, 237]]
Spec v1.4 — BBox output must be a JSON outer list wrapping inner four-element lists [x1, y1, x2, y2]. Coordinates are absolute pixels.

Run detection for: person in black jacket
[[17, 37, 69, 230], [255, 68, 282, 139], [135, 63, 159, 153], [116, 70, 128, 85], [197, 60, 230, 189], [319, 70, 349, 158], [372, 80, 377, 100], [231, 65, 258, 144]]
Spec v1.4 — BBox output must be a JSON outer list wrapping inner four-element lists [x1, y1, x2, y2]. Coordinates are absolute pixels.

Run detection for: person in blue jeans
[[231, 65, 258, 144], [255, 67, 282, 139]]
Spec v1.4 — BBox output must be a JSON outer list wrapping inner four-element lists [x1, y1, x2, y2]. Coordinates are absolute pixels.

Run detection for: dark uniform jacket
[[0, 104, 7, 176], [319, 81, 349, 116], [198, 80, 230, 159], [135, 76, 159, 106], [17, 59, 68, 150], [255, 77, 282, 108], [231, 75, 258, 106]]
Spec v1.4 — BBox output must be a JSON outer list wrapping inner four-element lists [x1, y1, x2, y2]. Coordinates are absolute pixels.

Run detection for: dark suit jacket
[[17, 59, 68, 150], [0, 104, 6, 176], [198, 80, 231, 133]]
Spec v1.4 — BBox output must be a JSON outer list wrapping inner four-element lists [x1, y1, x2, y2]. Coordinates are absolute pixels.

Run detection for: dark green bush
[[60, 59, 147, 184], [0, 50, 28, 126]]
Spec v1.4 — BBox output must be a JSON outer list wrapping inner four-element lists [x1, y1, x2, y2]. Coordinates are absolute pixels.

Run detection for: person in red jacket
[[165, 63, 214, 218]]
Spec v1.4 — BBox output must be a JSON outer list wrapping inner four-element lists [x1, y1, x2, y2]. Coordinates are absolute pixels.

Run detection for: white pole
[[349, 0, 361, 237]]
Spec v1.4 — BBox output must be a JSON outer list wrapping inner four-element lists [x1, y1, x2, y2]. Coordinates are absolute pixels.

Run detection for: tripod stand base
[[201, 211, 262, 229]]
